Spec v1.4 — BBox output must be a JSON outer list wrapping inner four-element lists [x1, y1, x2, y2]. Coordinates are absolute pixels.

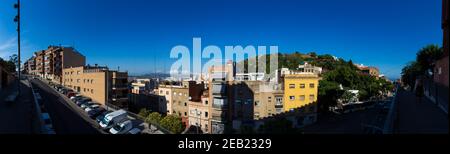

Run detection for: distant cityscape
[[0, 0, 448, 135]]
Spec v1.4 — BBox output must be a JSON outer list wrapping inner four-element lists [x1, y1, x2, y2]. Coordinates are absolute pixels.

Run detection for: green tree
[[0, 56, 16, 72], [341, 90, 356, 104], [138, 108, 150, 118], [145, 112, 162, 124], [160, 115, 185, 134], [416, 45, 443, 73]]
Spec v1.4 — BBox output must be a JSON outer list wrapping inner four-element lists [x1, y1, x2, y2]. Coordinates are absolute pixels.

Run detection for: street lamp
[[13, 0, 21, 96]]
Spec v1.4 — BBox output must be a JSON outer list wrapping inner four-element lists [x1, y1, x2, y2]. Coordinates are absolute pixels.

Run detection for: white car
[[109, 120, 133, 134]]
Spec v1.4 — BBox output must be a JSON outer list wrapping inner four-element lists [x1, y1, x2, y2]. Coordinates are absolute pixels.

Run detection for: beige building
[[171, 86, 189, 126], [62, 65, 128, 106], [188, 95, 210, 133], [253, 82, 284, 120]]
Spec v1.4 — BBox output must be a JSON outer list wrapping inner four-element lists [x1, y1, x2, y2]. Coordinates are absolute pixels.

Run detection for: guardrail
[[382, 85, 399, 134], [29, 79, 50, 134]]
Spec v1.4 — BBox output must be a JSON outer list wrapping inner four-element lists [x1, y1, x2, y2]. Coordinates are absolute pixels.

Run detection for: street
[[396, 88, 449, 134], [30, 78, 102, 134]]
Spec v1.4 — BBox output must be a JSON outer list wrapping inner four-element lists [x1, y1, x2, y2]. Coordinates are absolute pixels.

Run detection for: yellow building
[[283, 73, 319, 112]]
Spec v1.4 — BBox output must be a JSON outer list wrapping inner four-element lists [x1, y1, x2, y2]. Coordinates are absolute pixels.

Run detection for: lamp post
[[14, 0, 21, 96]]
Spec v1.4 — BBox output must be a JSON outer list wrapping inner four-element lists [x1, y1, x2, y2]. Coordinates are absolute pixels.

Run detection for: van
[[99, 109, 128, 130], [109, 120, 133, 134]]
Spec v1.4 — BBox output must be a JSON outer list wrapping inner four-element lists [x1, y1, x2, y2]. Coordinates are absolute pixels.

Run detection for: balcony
[[211, 114, 227, 122], [112, 72, 127, 79], [212, 98, 228, 110], [275, 104, 283, 108], [112, 84, 128, 90], [212, 84, 226, 95]]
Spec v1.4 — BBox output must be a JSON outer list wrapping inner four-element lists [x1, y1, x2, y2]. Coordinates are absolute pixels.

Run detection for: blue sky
[[0, 0, 443, 79]]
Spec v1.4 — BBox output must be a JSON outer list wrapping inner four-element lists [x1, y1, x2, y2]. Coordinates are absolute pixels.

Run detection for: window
[[91, 89, 94, 94], [184, 102, 187, 106], [299, 95, 305, 101], [309, 94, 315, 101], [255, 101, 260, 106], [91, 79, 93, 84], [160, 90, 163, 94], [289, 84, 295, 89], [205, 112, 208, 118], [309, 83, 315, 88], [268, 97, 272, 102], [166, 91, 169, 95], [204, 100, 208, 105], [289, 96, 295, 101], [184, 112, 187, 116], [300, 84, 305, 88]]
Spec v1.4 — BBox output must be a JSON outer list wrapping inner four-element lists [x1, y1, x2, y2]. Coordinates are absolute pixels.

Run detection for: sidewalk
[[0, 79, 40, 134], [396, 88, 449, 134]]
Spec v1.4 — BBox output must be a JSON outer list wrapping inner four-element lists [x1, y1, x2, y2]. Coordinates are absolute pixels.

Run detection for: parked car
[[96, 111, 112, 123], [66, 92, 77, 98], [70, 94, 83, 102], [88, 107, 107, 119], [127, 128, 142, 134], [63, 89, 73, 95], [76, 98, 92, 106], [99, 109, 128, 130], [85, 104, 101, 112], [81, 102, 100, 109], [109, 120, 133, 134]]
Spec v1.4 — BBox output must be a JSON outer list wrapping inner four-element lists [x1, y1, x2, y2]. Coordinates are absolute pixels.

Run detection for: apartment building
[[34, 50, 44, 76], [31, 46, 86, 84], [283, 73, 319, 112], [434, 0, 449, 88], [188, 92, 210, 133], [254, 82, 284, 120], [356, 65, 380, 77], [171, 86, 189, 126], [62, 65, 128, 106], [157, 86, 173, 115], [131, 78, 158, 95], [208, 61, 235, 134]]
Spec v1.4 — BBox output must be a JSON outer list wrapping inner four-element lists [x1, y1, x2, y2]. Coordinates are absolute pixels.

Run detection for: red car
[[67, 92, 77, 98]]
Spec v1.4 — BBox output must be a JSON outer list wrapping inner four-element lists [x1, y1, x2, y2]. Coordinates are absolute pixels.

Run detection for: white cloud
[[0, 37, 17, 59]]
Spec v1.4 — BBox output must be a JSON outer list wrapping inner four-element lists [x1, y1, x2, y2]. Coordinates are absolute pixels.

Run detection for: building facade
[[283, 73, 319, 111], [208, 62, 235, 134], [62, 65, 128, 106], [188, 95, 210, 133], [131, 78, 158, 95], [30, 46, 86, 83]]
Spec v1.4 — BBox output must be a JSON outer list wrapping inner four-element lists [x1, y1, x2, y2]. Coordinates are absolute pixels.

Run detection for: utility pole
[[14, 0, 21, 96]]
